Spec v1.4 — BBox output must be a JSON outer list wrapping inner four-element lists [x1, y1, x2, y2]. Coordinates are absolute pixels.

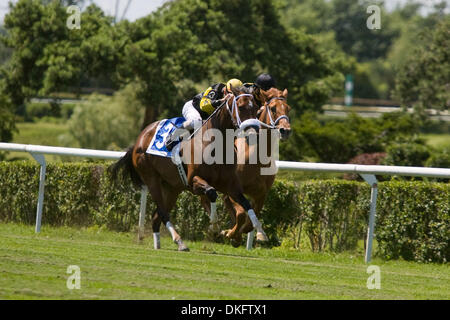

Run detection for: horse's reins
[[227, 93, 254, 128], [188, 93, 254, 140]]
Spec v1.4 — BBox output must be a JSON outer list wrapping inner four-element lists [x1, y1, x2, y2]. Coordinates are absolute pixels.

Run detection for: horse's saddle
[[146, 117, 186, 158]]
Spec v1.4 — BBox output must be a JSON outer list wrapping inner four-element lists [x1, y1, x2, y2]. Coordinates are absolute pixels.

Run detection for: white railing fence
[[1, 142, 449, 263]]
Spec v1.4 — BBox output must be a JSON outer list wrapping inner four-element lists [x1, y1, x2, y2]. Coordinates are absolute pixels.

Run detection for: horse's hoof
[[220, 229, 231, 237], [230, 238, 241, 248], [175, 240, 190, 252], [208, 224, 220, 235], [256, 232, 269, 242], [178, 245, 190, 252]]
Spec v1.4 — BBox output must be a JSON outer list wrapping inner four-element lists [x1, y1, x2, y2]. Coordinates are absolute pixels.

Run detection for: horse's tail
[[109, 146, 143, 188]]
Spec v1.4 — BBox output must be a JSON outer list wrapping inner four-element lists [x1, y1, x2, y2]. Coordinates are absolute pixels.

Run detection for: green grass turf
[[6, 121, 71, 162], [421, 133, 450, 150], [0, 223, 448, 300]]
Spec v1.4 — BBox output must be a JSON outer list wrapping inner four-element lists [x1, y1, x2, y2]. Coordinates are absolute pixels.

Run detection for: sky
[[0, 0, 167, 22], [0, 0, 448, 23]]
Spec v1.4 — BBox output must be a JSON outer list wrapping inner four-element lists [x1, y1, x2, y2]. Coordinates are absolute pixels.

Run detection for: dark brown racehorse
[[110, 86, 268, 251], [200, 87, 291, 247]]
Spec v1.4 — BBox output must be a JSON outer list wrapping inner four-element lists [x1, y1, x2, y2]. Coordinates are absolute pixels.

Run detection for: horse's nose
[[279, 128, 291, 139]]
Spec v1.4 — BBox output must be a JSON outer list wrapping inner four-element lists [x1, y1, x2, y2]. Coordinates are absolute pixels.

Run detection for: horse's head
[[257, 87, 291, 140], [222, 84, 260, 132]]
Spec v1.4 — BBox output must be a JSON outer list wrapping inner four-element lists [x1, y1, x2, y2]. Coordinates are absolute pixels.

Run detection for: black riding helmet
[[255, 73, 276, 91]]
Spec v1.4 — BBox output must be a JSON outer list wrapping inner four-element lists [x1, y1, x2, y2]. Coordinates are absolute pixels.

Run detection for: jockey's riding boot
[[165, 131, 180, 151], [165, 120, 200, 151]]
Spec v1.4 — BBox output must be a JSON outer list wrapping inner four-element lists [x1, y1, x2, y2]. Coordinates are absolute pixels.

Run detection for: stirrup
[[165, 135, 180, 151]]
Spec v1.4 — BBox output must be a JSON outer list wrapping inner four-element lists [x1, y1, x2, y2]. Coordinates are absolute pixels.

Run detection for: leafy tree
[[281, 0, 332, 34], [1, 0, 345, 132], [118, 0, 345, 126], [1, 1, 118, 109], [0, 25, 12, 66], [393, 16, 449, 112], [0, 85, 16, 143], [329, 0, 398, 61], [61, 84, 145, 150]]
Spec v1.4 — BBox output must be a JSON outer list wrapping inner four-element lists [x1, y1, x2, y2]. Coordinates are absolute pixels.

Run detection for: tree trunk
[[142, 105, 156, 130]]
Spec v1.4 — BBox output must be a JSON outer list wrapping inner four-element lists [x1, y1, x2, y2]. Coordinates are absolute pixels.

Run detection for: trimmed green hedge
[[376, 181, 449, 263], [0, 161, 448, 262]]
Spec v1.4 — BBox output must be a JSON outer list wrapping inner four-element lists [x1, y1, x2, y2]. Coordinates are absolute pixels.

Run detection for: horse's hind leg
[[143, 174, 188, 251], [200, 195, 221, 239], [161, 185, 188, 251], [151, 209, 162, 249]]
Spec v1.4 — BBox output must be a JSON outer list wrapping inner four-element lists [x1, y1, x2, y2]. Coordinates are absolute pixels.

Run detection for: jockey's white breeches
[[182, 100, 202, 130]]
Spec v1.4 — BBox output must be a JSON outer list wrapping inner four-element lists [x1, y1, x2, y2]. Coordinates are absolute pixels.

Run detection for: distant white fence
[[1, 142, 449, 263]]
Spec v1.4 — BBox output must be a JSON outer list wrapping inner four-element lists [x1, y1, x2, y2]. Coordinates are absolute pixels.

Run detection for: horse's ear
[[230, 84, 240, 96], [283, 88, 288, 98]]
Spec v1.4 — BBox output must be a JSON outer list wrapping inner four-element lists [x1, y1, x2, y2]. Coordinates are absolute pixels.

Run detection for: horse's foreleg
[[192, 176, 219, 228], [223, 195, 237, 226], [220, 196, 246, 247], [241, 194, 268, 246], [229, 192, 268, 246]]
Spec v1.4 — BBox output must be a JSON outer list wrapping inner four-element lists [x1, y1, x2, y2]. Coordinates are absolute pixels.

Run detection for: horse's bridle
[[260, 97, 290, 129]]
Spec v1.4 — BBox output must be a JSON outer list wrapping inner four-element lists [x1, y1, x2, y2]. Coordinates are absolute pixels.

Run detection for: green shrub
[[25, 103, 53, 120], [297, 180, 369, 252], [0, 161, 448, 262], [382, 138, 431, 167], [426, 148, 450, 169], [281, 111, 419, 163], [260, 180, 301, 246], [61, 103, 76, 119], [25, 102, 62, 121]]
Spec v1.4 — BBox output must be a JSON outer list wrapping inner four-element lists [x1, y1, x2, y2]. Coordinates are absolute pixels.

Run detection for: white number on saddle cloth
[[155, 122, 174, 149], [147, 117, 186, 158]]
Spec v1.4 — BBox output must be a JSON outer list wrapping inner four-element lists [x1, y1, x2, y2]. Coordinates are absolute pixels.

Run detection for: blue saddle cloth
[[146, 117, 186, 158]]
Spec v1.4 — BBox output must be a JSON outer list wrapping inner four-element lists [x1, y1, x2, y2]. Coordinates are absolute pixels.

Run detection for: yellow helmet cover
[[226, 78, 243, 92]]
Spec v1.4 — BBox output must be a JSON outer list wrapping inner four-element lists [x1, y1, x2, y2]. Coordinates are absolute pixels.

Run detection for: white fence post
[[361, 174, 378, 263], [30, 153, 46, 233], [138, 185, 148, 241], [246, 230, 255, 250]]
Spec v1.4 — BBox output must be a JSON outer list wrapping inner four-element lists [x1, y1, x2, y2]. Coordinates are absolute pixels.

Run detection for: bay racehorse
[[200, 87, 291, 247], [110, 86, 268, 251]]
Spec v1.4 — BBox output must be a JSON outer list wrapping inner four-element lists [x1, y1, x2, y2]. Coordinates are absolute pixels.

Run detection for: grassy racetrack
[[0, 223, 448, 300]]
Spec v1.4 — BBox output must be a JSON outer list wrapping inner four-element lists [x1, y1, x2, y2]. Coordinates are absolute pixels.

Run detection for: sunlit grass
[[0, 223, 448, 300]]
